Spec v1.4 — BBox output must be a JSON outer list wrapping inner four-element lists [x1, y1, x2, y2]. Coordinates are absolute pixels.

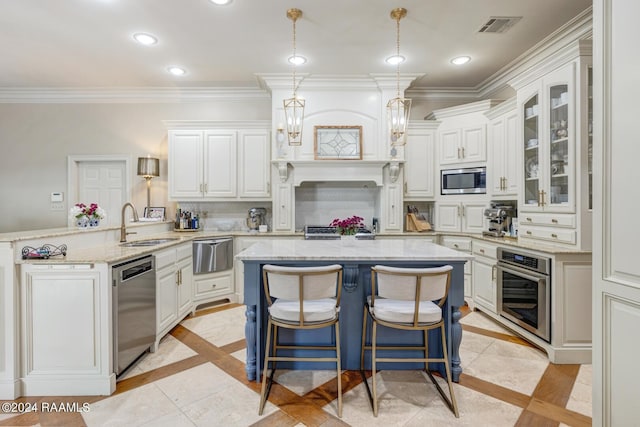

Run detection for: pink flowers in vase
[[330, 215, 364, 235]]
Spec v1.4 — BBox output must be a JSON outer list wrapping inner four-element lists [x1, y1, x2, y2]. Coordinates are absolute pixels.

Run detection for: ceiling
[[0, 0, 592, 90]]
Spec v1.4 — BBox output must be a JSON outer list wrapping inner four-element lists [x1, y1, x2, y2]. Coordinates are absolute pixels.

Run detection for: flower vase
[[88, 218, 100, 227], [76, 217, 89, 228]]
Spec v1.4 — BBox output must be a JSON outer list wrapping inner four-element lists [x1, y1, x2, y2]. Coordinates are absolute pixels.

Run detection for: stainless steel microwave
[[441, 167, 486, 195]]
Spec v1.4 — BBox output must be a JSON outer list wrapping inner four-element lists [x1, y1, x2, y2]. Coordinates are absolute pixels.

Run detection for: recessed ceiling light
[[210, 0, 232, 5], [167, 67, 186, 76], [133, 33, 158, 46], [385, 55, 405, 65], [451, 56, 471, 65], [288, 55, 307, 65]]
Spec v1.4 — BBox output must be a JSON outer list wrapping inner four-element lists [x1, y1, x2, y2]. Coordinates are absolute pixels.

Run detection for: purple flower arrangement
[[330, 215, 364, 235]]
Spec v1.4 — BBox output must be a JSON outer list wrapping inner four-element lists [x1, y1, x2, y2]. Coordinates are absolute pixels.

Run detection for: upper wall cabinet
[[430, 100, 502, 168], [485, 98, 519, 198], [513, 40, 592, 250], [167, 122, 271, 201], [403, 121, 439, 199]]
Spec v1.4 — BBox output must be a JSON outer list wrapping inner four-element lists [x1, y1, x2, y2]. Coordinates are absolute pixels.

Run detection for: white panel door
[[594, 1, 640, 425], [238, 130, 270, 198], [503, 112, 520, 195], [404, 125, 436, 198], [168, 130, 204, 199], [489, 118, 506, 195], [204, 131, 237, 198], [439, 129, 461, 165], [461, 125, 486, 163], [462, 203, 487, 234], [78, 161, 126, 226], [435, 203, 461, 232]]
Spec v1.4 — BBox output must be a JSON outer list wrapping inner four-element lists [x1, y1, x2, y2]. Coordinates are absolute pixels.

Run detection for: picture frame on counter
[[314, 125, 363, 160], [143, 206, 166, 220]]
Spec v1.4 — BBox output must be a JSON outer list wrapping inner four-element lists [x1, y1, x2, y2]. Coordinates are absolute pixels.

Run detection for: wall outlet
[[51, 202, 65, 211]]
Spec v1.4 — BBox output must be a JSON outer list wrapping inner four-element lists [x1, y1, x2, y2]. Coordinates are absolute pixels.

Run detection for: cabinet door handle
[[404, 182, 407, 193], [199, 183, 203, 193], [551, 233, 558, 238], [457, 205, 461, 217], [551, 218, 558, 224], [526, 217, 532, 222], [461, 147, 465, 158], [480, 248, 485, 254], [176, 270, 180, 285], [204, 183, 208, 193], [211, 284, 217, 289], [541, 190, 546, 206], [526, 230, 532, 235], [462, 206, 465, 217], [454, 243, 459, 248], [491, 265, 497, 281]]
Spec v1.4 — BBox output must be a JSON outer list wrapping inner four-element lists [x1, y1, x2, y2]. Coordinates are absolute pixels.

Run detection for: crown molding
[[163, 120, 271, 129], [0, 87, 269, 103], [257, 73, 422, 91], [484, 97, 517, 120], [428, 99, 504, 120]]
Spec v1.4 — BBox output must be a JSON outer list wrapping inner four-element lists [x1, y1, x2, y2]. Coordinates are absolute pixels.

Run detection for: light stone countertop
[[5, 224, 589, 265], [235, 239, 475, 261]]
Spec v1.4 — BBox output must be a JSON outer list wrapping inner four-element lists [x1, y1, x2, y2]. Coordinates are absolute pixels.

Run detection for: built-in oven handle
[[497, 262, 548, 282]]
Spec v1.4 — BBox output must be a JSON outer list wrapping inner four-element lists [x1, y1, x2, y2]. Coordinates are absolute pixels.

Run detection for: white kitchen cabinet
[[404, 121, 438, 199], [20, 263, 114, 396], [384, 183, 402, 231], [516, 50, 592, 249], [486, 98, 519, 198], [471, 240, 499, 313], [438, 125, 487, 165], [435, 201, 487, 233], [238, 130, 271, 198], [155, 243, 193, 341], [273, 182, 293, 231], [167, 121, 271, 201], [193, 271, 233, 305]]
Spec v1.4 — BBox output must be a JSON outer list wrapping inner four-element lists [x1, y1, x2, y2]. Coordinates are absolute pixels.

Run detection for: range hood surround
[[274, 160, 401, 186]]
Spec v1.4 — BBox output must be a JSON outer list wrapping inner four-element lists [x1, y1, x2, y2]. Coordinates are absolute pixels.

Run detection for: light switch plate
[[50, 202, 65, 211]]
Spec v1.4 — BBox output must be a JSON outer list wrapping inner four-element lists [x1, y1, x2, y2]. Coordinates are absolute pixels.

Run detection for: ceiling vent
[[478, 16, 522, 33]]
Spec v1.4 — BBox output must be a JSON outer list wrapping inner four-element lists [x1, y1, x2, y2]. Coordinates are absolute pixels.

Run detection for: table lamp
[[137, 156, 160, 217]]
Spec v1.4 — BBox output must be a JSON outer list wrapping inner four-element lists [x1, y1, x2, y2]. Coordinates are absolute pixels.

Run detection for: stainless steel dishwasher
[[112, 255, 156, 376], [193, 237, 234, 274]]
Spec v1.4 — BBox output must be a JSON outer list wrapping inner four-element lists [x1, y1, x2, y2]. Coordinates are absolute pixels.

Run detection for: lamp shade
[[137, 157, 160, 178]]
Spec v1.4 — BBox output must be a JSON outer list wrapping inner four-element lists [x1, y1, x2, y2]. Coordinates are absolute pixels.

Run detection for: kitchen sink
[[121, 238, 179, 247]]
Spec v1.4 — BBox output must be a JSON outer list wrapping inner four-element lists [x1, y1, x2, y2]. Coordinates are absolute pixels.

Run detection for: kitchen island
[[235, 239, 473, 382]]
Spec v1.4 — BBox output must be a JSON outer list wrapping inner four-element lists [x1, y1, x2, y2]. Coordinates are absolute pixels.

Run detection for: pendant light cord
[[396, 14, 400, 99]]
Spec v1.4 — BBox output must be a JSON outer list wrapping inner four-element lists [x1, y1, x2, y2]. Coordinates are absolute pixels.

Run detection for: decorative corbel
[[389, 160, 400, 183]]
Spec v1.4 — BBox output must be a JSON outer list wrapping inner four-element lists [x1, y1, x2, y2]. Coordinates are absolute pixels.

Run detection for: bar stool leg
[[258, 318, 273, 415], [335, 321, 343, 418], [371, 321, 379, 417], [440, 323, 459, 417]]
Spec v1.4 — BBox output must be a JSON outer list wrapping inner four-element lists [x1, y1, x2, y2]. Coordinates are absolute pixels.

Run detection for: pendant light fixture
[[387, 8, 411, 146], [283, 8, 305, 146]]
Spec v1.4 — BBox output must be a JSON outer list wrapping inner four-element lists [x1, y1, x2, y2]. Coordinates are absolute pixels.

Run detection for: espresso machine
[[482, 204, 515, 237], [246, 208, 267, 231]]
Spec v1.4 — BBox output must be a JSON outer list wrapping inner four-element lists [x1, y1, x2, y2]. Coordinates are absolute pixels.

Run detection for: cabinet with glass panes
[[515, 41, 592, 250]]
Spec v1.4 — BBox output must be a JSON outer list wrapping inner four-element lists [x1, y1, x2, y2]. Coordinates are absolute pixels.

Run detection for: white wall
[[0, 100, 270, 232]]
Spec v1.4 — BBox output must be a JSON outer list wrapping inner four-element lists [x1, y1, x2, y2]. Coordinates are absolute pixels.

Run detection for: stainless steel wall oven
[[496, 247, 551, 343]]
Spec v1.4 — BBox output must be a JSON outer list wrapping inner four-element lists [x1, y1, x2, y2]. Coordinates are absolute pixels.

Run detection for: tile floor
[[0, 303, 592, 427]]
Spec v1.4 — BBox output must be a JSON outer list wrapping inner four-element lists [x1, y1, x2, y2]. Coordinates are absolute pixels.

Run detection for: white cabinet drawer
[[519, 213, 576, 228], [440, 236, 472, 251], [194, 272, 232, 299], [176, 243, 192, 261], [520, 226, 576, 244], [155, 248, 177, 269], [472, 240, 498, 259]]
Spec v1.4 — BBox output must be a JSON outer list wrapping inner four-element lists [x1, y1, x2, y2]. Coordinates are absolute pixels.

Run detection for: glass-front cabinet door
[[548, 83, 570, 208], [520, 63, 575, 213], [523, 92, 540, 208]]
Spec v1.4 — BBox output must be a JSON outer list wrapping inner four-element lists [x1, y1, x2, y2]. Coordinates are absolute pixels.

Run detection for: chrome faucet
[[120, 202, 140, 242]]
